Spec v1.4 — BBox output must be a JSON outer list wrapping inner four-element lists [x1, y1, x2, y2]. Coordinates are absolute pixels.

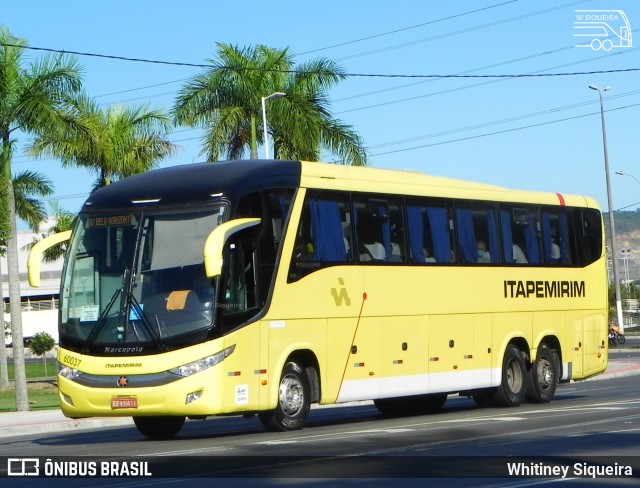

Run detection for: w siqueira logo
[[574, 10, 632, 51], [331, 278, 351, 306]]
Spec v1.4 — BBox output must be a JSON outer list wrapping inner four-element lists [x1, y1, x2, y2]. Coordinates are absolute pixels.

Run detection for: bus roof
[[81, 159, 599, 211], [83, 160, 302, 211], [298, 161, 598, 208]]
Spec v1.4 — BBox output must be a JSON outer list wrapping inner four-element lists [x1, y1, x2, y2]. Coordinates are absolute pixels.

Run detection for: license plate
[[111, 396, 138, 409]]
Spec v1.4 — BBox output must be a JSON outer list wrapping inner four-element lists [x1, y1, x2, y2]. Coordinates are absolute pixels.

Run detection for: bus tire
[[133, 416, 185, 439], [259, 361, 310, 431], [422, 393, 448, 412], [525, 343, 558, 403], [492, 345, 526, 407], [472, 389, 496, 408]]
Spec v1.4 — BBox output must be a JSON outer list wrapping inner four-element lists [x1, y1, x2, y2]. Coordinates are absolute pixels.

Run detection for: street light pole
[[261, 92, 286, 159], [621, 249, 631, 283], [616, 170, 640, 186], [590, 85, 625, 332]]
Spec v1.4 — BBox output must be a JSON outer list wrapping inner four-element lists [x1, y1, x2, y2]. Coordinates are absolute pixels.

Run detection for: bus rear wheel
[[525, 343, 558, 403], [259, 361, 311, 431], [133, 415, 185, 439], [492, 345, 526, 407]]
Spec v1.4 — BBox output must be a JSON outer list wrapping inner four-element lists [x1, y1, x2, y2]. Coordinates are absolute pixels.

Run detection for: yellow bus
[[29, 160, 608, 439]]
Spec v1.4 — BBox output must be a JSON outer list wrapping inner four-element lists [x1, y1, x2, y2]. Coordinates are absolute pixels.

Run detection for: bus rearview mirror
[[204, 218, 261, 278], [27, 230, 72, 287]]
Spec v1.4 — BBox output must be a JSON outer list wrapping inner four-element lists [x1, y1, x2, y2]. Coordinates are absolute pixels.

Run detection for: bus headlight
[[169, 345, 236, 377], [58, 362, 82, 380]]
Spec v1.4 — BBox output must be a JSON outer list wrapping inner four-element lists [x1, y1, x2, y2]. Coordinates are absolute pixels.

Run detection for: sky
[[4, 0, 640, 223]]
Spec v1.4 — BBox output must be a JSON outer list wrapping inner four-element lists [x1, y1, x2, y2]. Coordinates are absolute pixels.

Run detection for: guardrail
[[3, 298, 59, 313]]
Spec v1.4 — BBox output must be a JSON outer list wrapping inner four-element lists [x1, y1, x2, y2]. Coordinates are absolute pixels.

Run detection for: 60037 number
[[62, 355, 82, 368]]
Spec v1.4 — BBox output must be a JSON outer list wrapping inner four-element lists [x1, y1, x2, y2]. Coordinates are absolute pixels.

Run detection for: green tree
[[28, 331, 55, 378], [29, 93, 178, 190], [12, 170, 53, 229], [0, 26, 82, 409], [0, 170, 53, 391], [23, 201, 76, 263], [173, 43, 368, 165]]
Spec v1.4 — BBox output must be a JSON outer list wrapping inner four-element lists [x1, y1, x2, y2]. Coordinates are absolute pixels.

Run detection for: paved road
[[0, 335, 638, 439]]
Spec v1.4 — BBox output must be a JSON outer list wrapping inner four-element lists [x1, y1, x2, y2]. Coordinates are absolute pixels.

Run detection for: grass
[[0, 359, 60, 412], [5, 361, 56, 380]]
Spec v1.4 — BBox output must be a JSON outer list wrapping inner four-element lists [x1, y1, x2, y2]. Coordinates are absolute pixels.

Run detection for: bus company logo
[[574, 10, 632, 51], [105, 361, 143, 367], [8, 458, 39, 476], [331, 277, 351, 306], [117, 376, 128, 387]]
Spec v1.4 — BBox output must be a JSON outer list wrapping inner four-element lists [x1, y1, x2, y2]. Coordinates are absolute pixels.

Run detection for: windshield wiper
[[83, 287, 122, 353], [128, 294, 167, 351]]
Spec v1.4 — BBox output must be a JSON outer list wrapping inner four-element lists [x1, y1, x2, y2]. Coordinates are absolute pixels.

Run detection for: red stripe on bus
[[556, 193, 566, 206]]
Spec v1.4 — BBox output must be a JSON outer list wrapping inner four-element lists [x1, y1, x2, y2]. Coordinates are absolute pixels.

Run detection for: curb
[[0, 412, 132, 439]]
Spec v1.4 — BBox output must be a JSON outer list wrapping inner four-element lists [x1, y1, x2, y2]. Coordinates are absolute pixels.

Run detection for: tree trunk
[[0, 259, 9, 391], [6, 176, 29, 410]]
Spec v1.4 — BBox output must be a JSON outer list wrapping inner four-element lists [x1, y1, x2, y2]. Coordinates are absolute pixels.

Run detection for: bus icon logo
[[331, 278, 351, 307], [8, 458, 40, 476], [574, 10, 632, 51]]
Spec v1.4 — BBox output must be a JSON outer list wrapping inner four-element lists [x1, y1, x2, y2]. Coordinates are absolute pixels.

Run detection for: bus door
[[217, 226, 264, 412], [572, 313, 607, 378]]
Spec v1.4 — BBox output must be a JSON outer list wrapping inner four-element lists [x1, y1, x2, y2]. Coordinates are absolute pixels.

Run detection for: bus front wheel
[[133, 415, 185, 439], [492, 345, 526, 407], [259, 361, 311, 431]]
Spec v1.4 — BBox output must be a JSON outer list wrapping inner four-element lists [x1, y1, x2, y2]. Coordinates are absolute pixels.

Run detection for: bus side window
[[576, 208, 603, 266], [354, 197, 385, 262], [354, 196, 406, 263], [454, 204, 500, 265], [406, 200, 454, 264], [388, 201, 406, 262], [236, 189, 294, 305], [221, 237, 258, 326], [506, 207, 541, 265], [541, 209, 572, 266], [288, 191, 350, 282]]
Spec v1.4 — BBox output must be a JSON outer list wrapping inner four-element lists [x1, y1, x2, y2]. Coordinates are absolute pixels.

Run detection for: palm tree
[[23, 200, 76, 262], [173, 43, 368, 165], [0, 171, 53, 391], [29, 93, 178, 190], [12, 171, 54, 230], [0, 26, 82, 410]]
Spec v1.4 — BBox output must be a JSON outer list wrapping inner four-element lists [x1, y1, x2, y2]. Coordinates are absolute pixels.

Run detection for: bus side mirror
[[203, 218, 261, 278], [27, 230, 72, 288]]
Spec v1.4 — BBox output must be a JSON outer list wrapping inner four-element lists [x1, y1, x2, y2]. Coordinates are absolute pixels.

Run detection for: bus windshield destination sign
[[86, 215, 134, 228]]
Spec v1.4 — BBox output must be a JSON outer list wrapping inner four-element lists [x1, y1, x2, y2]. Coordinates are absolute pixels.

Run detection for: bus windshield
[[60, 205, 228, 354]]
